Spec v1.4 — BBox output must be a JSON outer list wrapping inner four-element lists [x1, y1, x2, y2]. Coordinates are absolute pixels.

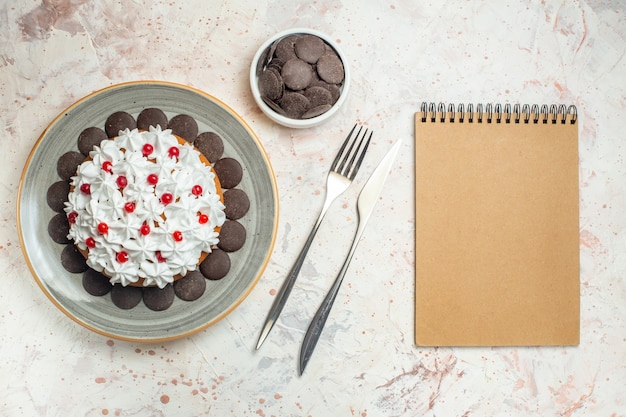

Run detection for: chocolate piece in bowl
[[281, 58, 315, 90], [105, 111, 136, 137], [294, 34, 326, 64], [317, 53, 345, 84], [77, 127, 107, 156], [275, 35, 299, 62], [137, 107, 168, 130]]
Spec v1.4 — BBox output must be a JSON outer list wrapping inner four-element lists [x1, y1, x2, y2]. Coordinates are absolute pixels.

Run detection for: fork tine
[[346, 129, 373, 180], [330, 124, 357, 172], [336, 125, 364, 175]]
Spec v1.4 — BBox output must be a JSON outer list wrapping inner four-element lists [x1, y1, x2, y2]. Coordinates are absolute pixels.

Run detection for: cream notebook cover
[[414, 103, 580, 346]]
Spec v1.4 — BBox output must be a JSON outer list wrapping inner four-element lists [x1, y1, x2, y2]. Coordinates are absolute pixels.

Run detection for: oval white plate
[[17, 81, 278, 342]]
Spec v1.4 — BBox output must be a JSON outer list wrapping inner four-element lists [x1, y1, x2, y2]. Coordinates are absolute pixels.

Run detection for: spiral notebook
[[414, 103, 580, 346]]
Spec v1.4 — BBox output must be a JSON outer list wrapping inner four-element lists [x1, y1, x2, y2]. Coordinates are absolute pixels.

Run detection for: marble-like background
[[1, 0, 625, 415]]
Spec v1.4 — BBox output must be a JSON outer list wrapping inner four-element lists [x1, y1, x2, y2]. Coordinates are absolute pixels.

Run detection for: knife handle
[[298, 223, 363, 375]]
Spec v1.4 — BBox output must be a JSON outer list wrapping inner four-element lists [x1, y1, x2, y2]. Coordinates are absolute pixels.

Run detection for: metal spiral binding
[[420, 102, 577, 124]]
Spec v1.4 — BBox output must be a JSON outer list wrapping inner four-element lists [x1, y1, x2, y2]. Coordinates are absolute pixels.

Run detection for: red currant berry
[[156, 251, 167, 262], [172, 231, 183, 242], [116, 251, 129, 263], [147, 174, 158, 185], [161, 192, 173, 204], [116, 175, 128, 188], [142, 143, 154, 157], [85, 237, 96, 248], [102, 161, 113, 173], [139, 224, 150, 236], [198, 213, 209, 224], [168, 146, 179, 158], [80, 183, 91, 194], [191, 185, 203, 196], [97, 222, 109, 234], [124, 202, 135, 213], [67, 211, 78, 224]]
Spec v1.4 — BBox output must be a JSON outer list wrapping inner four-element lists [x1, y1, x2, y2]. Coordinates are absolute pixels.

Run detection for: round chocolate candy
[[200, 248, 231, 280], [60, 244, 88, 273], [217, 220, 246, 252], [143, 284, 175, 311], [82, 269, 112, 296], [294, 34, 326, 64], [46, 180, 70, 212], [56, 151, 84, 180], [223, 188, 250, 220], [110, 284, 143, 309], [316, 54, 345, 84], [213, 157, 243, 189], [105, 111, 137, 137], [168, 114, 198, 142], [77, 127, 107, 156], [274, 35, 299, 62], [281, 58, 314, 91], [194, 132, 224, 163], [279, 92, 310, 119], [173, 270, 206, 301], [137, 108, 168, 131], [48, 213, 70, 244]]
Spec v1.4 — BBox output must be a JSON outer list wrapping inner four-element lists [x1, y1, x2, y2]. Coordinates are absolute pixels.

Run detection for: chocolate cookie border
[[47, 109, 251, 311]]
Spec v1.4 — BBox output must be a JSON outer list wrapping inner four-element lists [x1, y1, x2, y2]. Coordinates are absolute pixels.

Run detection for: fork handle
[[298, 220, 364, 375], [255, 211, 326, 349]]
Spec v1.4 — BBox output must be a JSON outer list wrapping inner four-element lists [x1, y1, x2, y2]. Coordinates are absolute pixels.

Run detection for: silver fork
[[256, 124, 373, 349]]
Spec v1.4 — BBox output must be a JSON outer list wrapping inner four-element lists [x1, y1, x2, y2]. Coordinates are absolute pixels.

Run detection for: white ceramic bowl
[[249, 28, 350, 129]]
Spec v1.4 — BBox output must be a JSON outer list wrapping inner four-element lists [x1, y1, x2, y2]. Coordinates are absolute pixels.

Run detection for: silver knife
[[298, 140, 402, 375]]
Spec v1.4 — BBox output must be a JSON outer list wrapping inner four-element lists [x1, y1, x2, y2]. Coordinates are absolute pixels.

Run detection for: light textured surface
[[1, 0, 625, 416]]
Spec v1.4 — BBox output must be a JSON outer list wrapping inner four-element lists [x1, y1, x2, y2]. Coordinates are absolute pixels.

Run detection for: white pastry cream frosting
[[65, 126, 226, 288]]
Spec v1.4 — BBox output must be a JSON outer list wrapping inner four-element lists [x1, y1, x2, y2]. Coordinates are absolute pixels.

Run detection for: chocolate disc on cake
[[60, 244, 88, 273], [46, 180, 70, 212], [48, 213, 71, 244], [105, 111, 137, 137], [200, 248, 231, 280], [168, 114, 198, 142], [143, 284, 175, 311], [173, 270, 206, 301], [223, 188, 250, 220], [82, 269, 112, 296], [110, 284, 143, 309], [213, 157, 243, 189], [194, 132, 224, 163], [56, 151, 85, 181], [77, 127, 108, 156], [217, 220, 246, 252], [137, 108, 168, 131]]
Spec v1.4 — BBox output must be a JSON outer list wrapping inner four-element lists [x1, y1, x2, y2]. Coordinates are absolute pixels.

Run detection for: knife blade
[[298, 140, 401, 375]]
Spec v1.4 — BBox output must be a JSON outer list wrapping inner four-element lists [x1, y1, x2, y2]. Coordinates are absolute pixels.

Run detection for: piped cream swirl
[[65, 126, 226, 288]]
